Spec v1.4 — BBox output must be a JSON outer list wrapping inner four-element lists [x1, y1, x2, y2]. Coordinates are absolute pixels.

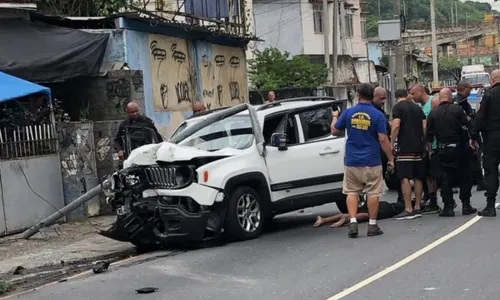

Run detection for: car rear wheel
[[224, 186, 264, 241]]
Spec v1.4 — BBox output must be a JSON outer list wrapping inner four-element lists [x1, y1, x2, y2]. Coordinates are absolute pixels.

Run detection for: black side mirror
[[270, 133, 288, 151]]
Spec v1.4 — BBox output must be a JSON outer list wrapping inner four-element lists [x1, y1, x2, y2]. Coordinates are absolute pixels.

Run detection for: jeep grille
[[144, 166, 178, 188]]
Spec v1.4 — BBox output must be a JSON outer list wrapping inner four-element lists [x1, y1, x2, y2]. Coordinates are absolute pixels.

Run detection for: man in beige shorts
[[331, 83, 394, 238]]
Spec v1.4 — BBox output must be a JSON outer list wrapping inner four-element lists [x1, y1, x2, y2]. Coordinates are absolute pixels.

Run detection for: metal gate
[[0, 124, 64, 235]]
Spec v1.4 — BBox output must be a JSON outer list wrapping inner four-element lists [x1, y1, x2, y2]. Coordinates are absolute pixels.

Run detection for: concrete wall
[[124, 29, 249, 138], [253, 0, 303, 56]]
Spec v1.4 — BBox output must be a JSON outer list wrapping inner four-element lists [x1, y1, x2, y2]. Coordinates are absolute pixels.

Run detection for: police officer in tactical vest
[[426, 88, 477, 217], [454, 81, 487, 192], [473, 69, 500, 217], [114, 102, 163, 160]]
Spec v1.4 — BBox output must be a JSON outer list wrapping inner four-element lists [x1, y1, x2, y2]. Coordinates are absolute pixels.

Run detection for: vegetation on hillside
[[365, 0, 496, 37]]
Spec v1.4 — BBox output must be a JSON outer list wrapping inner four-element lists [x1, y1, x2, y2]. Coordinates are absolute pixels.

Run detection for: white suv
[[102, 97, 348, 247]]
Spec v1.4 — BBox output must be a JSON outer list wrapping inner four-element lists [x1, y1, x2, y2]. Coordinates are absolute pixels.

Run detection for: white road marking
[[326, 203, 500, 300]]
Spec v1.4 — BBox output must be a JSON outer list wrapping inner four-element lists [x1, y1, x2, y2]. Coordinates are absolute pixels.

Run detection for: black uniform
[[455, 93, 484, 187], [114, 115, 163, 159], [473, 83, 500, 215], [427, 101, 475, 214]]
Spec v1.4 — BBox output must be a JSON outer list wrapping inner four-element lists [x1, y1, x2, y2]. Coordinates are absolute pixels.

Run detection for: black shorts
[[396, 154, 426, 180]]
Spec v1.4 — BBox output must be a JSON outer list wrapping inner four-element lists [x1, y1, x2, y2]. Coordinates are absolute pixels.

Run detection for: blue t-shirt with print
[[334, 102, 387, 167]]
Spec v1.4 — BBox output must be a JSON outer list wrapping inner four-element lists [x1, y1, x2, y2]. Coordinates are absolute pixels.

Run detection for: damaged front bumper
[[101, 183, 224, 245]]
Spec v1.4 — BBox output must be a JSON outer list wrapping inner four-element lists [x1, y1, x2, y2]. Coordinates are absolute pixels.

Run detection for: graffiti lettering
[[150, 40, 166, 77], [214, 55, 225, 67], [229, 56, 240, 68], [201, 54, 210, 67], [229, 81, 240, 102], [203, 89, 214, 98], [96, 137, 110, 161], [106, 79, 130, 99], [132, 71, 143, 91], [217, 84, 223, 107], [171, 44, 186, 63], [160, 83, 168, 109], [175, 82, 191, 104], [206, 102, 212, 110]]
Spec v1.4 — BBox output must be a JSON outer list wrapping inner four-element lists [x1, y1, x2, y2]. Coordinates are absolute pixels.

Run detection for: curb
[[0, 247, 137, 295]]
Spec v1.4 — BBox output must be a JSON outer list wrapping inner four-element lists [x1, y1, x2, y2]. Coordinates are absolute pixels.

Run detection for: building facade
[[251, 0, 367, 59]]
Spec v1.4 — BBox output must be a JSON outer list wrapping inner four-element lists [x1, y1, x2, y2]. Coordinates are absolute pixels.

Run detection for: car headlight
[[174, 166, 194, 187], [101, 176, 116, 196]]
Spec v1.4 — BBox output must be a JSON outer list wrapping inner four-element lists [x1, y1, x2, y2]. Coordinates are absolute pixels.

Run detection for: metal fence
[[0, 124, 58, 160]]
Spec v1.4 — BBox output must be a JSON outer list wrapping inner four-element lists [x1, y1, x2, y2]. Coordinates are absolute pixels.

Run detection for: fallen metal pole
[[22, 182, 105, 239]]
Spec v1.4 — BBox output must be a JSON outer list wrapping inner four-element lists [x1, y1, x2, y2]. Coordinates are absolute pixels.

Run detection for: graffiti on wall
[[59, 124, 95, 178], [148, 35, 195, 112], [199, 44, 248, 109], [106, 78, 131, 112]]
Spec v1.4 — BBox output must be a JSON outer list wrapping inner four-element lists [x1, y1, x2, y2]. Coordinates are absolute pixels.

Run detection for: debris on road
[[136, 287, 159, 294], [92, 261, 110, 274]]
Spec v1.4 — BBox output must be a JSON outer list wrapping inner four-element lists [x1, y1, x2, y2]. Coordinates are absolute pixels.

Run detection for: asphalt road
[[11, 189, 499, 300]]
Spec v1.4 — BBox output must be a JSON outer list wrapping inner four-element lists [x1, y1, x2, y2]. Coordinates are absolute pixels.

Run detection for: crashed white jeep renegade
[[102, 97, 348, 248]]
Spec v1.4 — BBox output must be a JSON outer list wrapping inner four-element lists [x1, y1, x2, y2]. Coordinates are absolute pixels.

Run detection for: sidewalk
[[0, 215, 136, 280]]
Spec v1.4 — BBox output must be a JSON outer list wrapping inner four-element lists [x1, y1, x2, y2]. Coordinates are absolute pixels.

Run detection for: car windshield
[[462, 74, 490, 85], [170, 119, 202, 140], [177, 115, 254, 151]]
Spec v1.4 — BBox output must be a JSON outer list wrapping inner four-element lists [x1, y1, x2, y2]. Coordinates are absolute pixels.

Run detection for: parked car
[[101, 97, 349, 248]]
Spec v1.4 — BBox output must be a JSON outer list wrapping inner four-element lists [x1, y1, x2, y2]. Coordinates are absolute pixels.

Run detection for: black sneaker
[[422, 204, 441, 215], [462, 204, 477, 216], [367, 224, 383, 237], [439, 206, 455, 217], [413, 209, 422, 217], [348, 222, 358, 238], [394, 210, 420, 220]]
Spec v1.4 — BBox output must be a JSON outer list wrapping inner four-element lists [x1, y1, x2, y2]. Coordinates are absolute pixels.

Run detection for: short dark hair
[[424, 86, 431, 95], [395, 89, 408, 99], [456, 81, 470, 92], [356, 83, 374, 101]]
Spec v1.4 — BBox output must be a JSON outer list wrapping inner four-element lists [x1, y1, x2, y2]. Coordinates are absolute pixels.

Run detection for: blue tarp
[[0, 71, 51, 103]]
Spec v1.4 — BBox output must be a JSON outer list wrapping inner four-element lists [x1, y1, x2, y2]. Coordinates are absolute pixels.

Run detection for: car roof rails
[[257, 96, 337, 111], [186, 106, 229, 119]]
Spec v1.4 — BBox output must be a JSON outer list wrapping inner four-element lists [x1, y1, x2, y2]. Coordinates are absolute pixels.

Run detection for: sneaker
[[478, 206, 497, 217], [348, 222, 358, 238], [413, 209, 422, 217], [394, 210, 420, 220], [462, 204, 477, 216], [439, 206, 455, 217], [422, 204, 441, 215], [367, 224, 384, 237]]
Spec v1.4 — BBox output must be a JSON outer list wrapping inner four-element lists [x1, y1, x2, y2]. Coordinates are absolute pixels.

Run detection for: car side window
[[263, 114, 298, 146], [298, 106, 343, 142]]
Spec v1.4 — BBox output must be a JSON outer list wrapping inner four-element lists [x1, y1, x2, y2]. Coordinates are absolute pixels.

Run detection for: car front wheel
[[224, 186, 264, 241]]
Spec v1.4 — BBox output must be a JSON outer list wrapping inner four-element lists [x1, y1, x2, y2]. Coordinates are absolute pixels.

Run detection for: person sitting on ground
[[313, 200, 405, 228]]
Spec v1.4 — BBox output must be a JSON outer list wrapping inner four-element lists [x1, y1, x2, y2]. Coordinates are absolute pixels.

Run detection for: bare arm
[[390, 118, 400, 146], [378, 133, 394, 163]]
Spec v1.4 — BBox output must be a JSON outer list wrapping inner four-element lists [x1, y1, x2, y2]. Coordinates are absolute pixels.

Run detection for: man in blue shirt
[[331, 83, 394, 238]]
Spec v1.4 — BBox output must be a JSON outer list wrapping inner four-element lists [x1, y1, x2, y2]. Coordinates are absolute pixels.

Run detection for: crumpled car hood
[[123, 142, 241, 168]]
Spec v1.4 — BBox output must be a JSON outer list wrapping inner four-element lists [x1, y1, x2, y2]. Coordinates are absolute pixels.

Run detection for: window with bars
[[313, 4, 323, 33], [344, 13, 353, 37]]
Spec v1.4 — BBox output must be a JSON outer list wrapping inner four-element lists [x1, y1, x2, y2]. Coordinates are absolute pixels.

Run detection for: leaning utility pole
[[393, 0, 405, 88], [332, 0, 338, 85], [430, 0, 439, 87], [323, 0, 331, 83]]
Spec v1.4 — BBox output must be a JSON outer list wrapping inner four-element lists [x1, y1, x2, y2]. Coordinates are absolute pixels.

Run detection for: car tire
[[130, 238, 160, 253], [336, 194, 348, 213], [224, 186, 264, 242]]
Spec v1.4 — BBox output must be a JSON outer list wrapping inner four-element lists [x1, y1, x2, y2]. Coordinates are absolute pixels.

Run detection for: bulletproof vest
[[123, 118, 158, 152]]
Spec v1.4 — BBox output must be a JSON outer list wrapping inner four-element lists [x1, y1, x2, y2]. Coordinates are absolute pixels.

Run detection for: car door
[[264, 102, 345, 210]]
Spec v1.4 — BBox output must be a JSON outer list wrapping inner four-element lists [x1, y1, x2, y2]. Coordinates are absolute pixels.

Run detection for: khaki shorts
[[342, 165, 384, 196]]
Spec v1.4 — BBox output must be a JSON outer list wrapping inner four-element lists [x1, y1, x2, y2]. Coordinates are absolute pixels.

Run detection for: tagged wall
[[198, 43, 248, 110], [148, 34, 196, 112]]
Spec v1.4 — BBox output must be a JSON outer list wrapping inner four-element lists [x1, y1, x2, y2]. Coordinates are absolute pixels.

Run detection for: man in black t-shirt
[[391, 91, 427, 220]]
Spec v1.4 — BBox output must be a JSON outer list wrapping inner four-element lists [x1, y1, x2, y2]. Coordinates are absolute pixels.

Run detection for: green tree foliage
[[438, 55, 463, 80], [248, 47, 328, 90], [365, 0, 495, 38], [37, 0, 127, 16]]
